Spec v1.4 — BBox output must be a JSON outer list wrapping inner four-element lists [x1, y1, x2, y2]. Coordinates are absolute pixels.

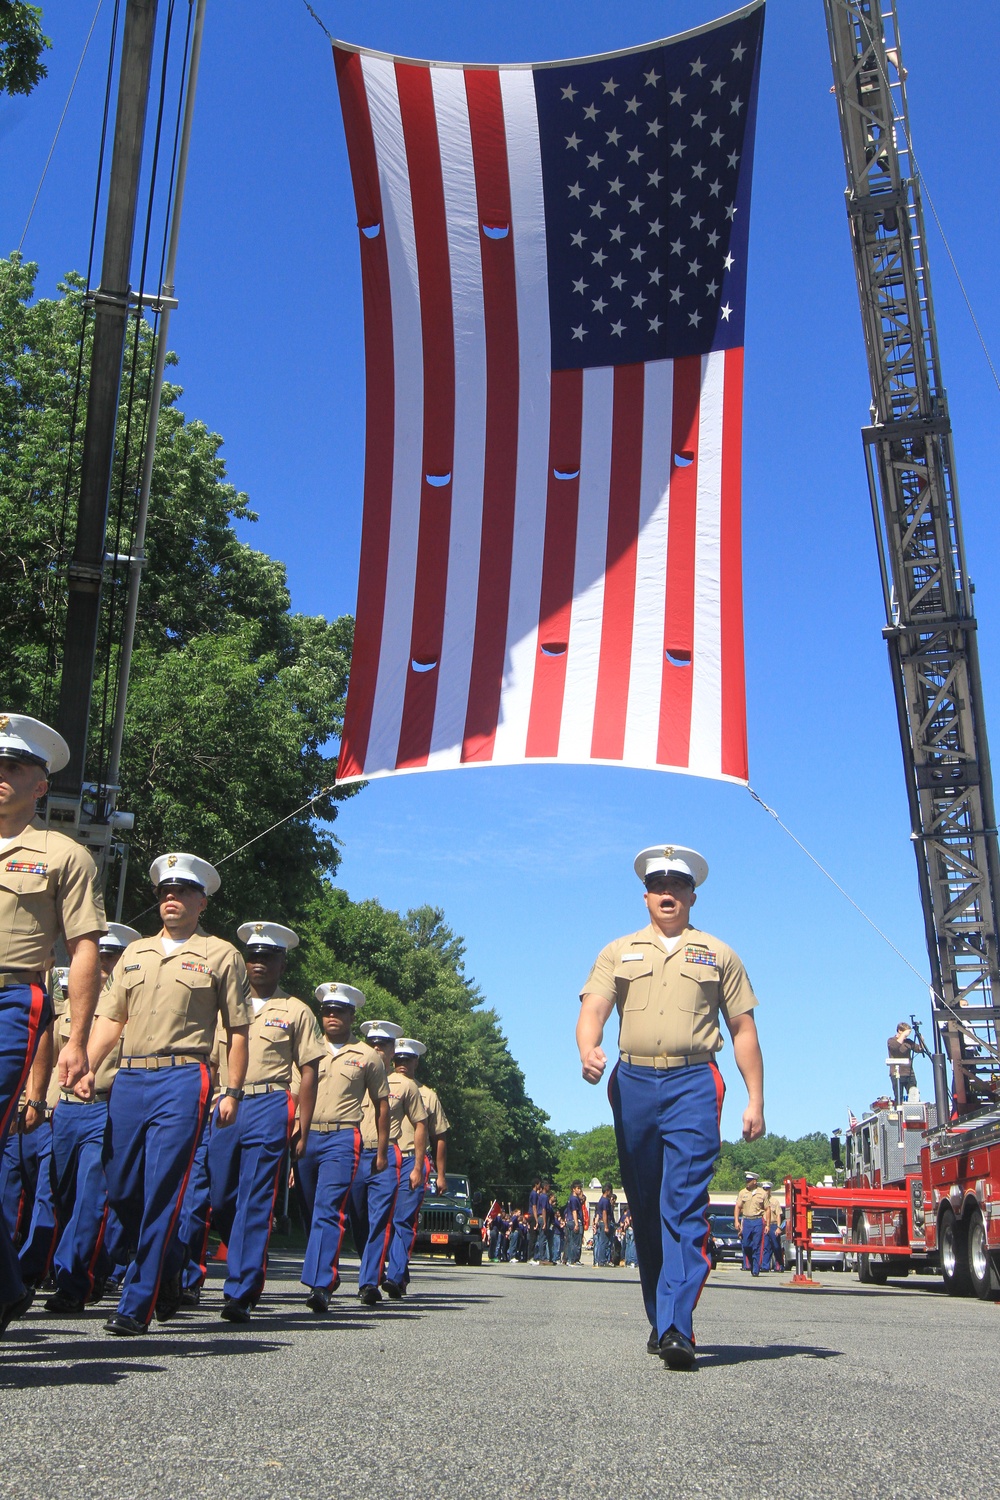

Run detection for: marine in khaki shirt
[[734, 1182, 768, 1226], [96, 929, 252, 1060], [215, 991, 325, 1091], [582, 923, 757, 1061], [394, 1042, 450, 1194], [313, 1039, 390, 1128], [363, 1030, 428, 1194]]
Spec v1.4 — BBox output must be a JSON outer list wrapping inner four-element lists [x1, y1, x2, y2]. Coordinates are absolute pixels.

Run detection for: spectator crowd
[[485, 1179, 639, 1269]]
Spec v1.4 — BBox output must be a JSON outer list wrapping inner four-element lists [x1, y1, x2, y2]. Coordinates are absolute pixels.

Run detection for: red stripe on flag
[[394, 63, 456, 769], [461, 69, 520, 765], [657, 355, 700, 767], [720, 347, 748, 780], [525, 368, 584, 759], [334, 51, 394, 781], [591, 363, 644, 761]]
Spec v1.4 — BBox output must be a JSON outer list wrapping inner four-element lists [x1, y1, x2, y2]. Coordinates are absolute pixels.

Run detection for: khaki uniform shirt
[[386, 1071, 427, 1146], [735, 1185, 768, 1220], [359, 1093, 380, 1151], [0, 824, 106, 972], [313, 1039, 388, 1126], [97, 929, 252, 1057], [214, 989, 325, 1089], [398, 1082, 450, 1154], [581, 923, 757, 1058], [769, 1197, 784, 1229]]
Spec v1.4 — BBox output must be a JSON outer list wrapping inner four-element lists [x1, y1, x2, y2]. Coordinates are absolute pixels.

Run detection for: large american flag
[[332, 3, 764, 785]]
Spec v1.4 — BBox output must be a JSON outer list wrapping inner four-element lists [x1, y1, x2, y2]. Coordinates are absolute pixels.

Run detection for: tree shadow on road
[[0, 1330, 284, 1389], [694, 1342, 842, 1369]]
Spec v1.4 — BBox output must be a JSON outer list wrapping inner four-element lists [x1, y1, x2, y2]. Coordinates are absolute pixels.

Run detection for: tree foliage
[[0, 1, 49, 97]]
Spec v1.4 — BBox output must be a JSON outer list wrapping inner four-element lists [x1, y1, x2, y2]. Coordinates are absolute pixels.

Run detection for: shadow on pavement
[[695, 1342, 842, 1369], [0, 1331, 284, 1389]]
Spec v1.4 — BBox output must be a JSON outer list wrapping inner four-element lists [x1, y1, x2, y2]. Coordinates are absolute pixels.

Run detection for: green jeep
[[415, 1174, 484, 1265]]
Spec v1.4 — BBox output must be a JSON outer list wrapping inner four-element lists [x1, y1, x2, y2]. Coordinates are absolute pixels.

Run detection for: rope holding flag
[[331, 3, 765, 786]]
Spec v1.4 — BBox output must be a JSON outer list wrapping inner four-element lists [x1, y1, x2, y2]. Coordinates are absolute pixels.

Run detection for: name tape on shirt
[[124, 964, 141, 973], [621, 953, 645, 961], [684, 945, 718, 967], [5, 861, 47, 875]]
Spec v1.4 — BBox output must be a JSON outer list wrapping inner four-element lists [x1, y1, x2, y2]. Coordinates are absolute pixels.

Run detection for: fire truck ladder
[[824, 0, 1000, 1109]]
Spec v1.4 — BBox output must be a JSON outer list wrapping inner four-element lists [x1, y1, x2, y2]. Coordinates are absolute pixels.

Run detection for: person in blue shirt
[[594, 1186, 614, 1266], [564, 1182, 584, 1265]]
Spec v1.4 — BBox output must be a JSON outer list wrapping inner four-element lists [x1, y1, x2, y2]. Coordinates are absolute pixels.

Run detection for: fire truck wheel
[[967, 1207, 999, 1300], [855, 1216, 888, 1285], [939, 1207, 972, 1297]]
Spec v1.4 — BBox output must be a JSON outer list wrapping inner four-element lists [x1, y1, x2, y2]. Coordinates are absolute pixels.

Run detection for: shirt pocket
[[173, 969, 216, 1021], [614, 962, 654, 1013], [0, 869, 50, 934], [677, 963, 720, 1012]]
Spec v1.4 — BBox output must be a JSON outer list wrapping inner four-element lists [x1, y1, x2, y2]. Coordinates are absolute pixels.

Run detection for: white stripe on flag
[[426, 67, 488, 770], [688, 349, 725, 776], [492, 67, 551, 765], [558, 366, 614, 762], [623, 357, 674, 769], [360, 55, 423, 775]]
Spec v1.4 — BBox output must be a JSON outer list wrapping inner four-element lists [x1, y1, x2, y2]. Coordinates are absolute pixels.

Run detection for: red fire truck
[[785, 2, 1000, 1300]]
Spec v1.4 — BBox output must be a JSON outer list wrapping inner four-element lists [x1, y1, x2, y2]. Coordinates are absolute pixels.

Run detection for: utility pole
[[50, 0, 160, 809]]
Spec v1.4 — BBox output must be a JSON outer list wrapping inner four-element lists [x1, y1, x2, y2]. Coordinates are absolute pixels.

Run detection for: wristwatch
[[25, 1098, 47, 1113], [223, 1086, 244, 1101]]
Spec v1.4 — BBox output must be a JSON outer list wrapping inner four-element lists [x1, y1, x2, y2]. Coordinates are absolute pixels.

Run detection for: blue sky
[[3, 0, 999, 1140]]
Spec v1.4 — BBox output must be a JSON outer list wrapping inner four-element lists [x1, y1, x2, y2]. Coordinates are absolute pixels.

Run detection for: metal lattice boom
[[824, 0, 1000, 1107]]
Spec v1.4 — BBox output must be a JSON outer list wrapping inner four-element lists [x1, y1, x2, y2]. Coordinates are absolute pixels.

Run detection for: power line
[[13, 0, 106, 259]]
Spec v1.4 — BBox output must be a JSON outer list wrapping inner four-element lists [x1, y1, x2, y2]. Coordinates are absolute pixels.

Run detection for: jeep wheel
[[454, 1244, 470, 1266], [468, 1244, 483, 1267]]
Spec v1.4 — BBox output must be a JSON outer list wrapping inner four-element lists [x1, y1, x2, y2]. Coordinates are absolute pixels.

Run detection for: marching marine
[[735, 1171, 768, 1275], [297, 983, 388, 1313], [208, 920, 324, 1322], [45, 927, 137, 1312], [0, 714, 106, 1337], [86, 853, 251, 1335], [356, 1023, 426, 1304], [578, 844, 764, 1369], [384, 1037, 447, 1296]]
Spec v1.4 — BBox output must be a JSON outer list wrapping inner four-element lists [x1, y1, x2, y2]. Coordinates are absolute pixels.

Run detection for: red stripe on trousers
[[657, 355, 701, 767], [0, 982, 48, 1138], [461, 68, 520, 764], [719, 347, 748, 780], [334, 49, 396, 781], [145, 1062, 212, 1323], [329, 1126, 362, 1283], [694, 1062, 727, 1303], [394, 62, 456, 769], [377, 1143, 402, 1279], [591, 363, 645, 761], [525, 368, 584, 758]]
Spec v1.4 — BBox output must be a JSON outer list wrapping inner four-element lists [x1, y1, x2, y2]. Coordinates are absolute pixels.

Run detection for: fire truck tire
[[855, 1217, 888, 1285], [939, 1207, 972, 1297], [967, 1208, 999, 1300]]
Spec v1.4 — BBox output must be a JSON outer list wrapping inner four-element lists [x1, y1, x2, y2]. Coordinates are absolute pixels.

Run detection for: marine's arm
[[58, 932, 102, 1087], [726, 1009, 765, 1141], [577, 993, 615, 1083]]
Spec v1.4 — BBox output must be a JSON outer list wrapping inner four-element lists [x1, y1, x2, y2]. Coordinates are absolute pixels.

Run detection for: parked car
[[415, 1174, 484, 1265], [807, 1211, 846, 1270], [707, 1214, 742, 1263]]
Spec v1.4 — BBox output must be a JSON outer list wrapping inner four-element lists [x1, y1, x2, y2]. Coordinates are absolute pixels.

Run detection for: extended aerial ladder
[[824, 0, 1000, 1112]]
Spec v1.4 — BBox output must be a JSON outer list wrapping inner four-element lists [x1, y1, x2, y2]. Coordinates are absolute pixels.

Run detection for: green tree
[[554, 1124, 620, 1199], [0, 257, 359, 930], [0, 2, 50, 97]]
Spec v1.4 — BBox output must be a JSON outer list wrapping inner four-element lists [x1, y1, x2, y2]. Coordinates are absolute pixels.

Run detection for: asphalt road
[[2, 1255, 999, 1499]]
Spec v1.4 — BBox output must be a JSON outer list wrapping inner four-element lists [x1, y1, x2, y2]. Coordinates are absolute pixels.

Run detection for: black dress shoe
[[383, 1279, 404, 1300], [45, 1289, 86, 1316], [306, 1287, 330, 1314], [646, 1328, 660, 1354], [104, 1312, 147, 1336], [658, 1327, 697, 1370], [154, 1272, 182, 1323], [357, 1285, 380, 1306], [0, 1287, 36, 1338], [180, 1287, 201, 1309], [220, 1297, 251, 1324]]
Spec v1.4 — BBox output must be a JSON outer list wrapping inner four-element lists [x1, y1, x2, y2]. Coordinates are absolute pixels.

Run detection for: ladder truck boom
[[824, 0, 1000, 1110]]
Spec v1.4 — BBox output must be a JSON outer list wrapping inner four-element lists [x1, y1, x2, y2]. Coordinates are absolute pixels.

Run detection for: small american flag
[[332, 3, 764, 784]]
